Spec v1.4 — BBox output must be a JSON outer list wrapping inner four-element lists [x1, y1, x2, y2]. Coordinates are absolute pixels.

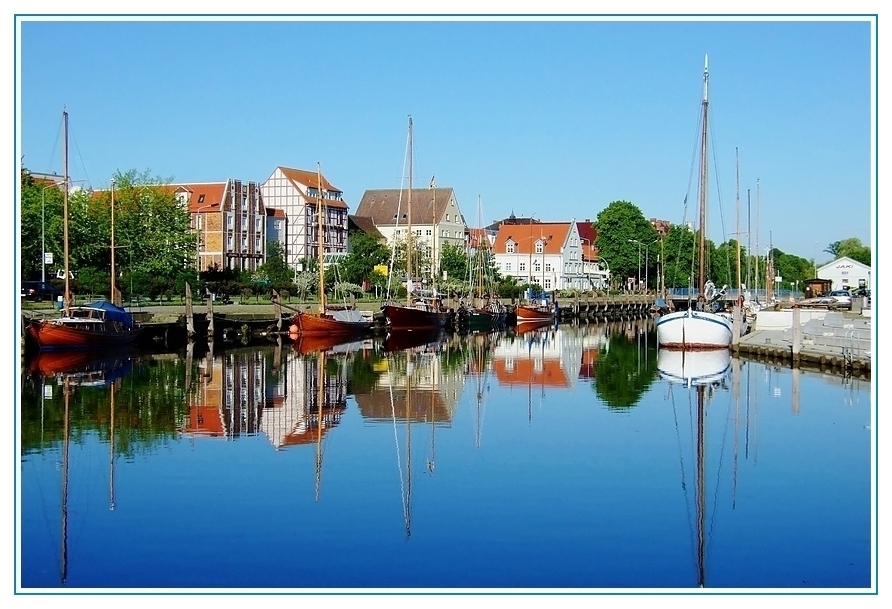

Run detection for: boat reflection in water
[[659, 346, 733, 588], [657, 348, 731, 387], [18, 321, 870, 589]]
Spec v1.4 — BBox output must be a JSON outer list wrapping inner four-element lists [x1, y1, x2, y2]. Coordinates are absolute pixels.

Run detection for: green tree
[[439, 241, 469, 286], [836, 237, 871, 266], [594, 201, 659, 286], [19, 169, 65, 281], [338, 232, 390, 286], [593, 326, 658, 408], [256, 240, 292, 285]]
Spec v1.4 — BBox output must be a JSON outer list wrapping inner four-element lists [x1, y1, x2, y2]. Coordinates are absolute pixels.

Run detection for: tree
[[836, 237, 871, 266], [439, 241, 469, 286], [256, 240, 292, 285], [824, 241, 841, 258], [593, 201, 659, 285], [338, 232, 390, 286]]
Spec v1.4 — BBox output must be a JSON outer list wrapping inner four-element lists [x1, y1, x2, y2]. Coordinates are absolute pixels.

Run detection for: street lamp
[[628, 239, 642, 290], [643, 239, 658, 293]]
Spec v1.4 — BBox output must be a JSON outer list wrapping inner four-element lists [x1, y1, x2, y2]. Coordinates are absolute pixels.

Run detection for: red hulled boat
[[26, 301, 143, 351]]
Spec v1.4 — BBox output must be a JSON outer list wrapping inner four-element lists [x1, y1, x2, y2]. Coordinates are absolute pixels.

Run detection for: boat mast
[[406, 116, 413, 306], [755, 178, 761, 300], [735, 147, 741, 293], [62, 109, 71, 315], [316, 163, 326, 314], [697, 55, 709, 295], [110, 179, 117, 306], [430, 176, 437, 296]]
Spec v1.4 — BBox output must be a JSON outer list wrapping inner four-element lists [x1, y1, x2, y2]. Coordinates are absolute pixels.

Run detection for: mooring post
[[273, 289, 282, 331], [732, 305, 741, 349], [792, 306, 801, 362], [206, 289, 215, 340], [185, 282, 195, 338]]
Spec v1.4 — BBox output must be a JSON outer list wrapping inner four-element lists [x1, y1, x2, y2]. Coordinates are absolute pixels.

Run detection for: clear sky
[[14, 9, 877, 264]]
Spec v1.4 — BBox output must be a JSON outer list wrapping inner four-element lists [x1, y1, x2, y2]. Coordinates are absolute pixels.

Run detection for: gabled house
[[817, 256, 871, 292], [173, 180, 265, 272], [492, 220, 609, 291], [261, 167, 350, 270], [355, 186, 468, 267]]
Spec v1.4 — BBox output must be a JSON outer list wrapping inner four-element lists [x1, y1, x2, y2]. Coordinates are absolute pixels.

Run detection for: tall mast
[[316, 163, 326, 314], [406, 116, 413, 306], [697, 55, 709, 294], [735, 147, 741, 293], [110, 179, 117, 306], [62, 109, 71, 315], [755, 178, 761, 299]]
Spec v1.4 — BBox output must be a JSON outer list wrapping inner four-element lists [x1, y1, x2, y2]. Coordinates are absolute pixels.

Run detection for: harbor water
[[17, 321, 873, 591]]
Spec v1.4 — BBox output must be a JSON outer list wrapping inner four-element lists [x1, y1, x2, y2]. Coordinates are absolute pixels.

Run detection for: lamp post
[[628, 239, 642, 290], [643, 239, 658, 293]]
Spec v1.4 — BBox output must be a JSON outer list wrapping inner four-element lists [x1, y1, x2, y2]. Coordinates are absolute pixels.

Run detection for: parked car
[[21, 281, 63, 302], [828, 289, 852, 309]]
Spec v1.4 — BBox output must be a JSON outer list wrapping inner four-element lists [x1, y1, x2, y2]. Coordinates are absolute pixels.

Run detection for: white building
[[261, 167, 350, 271], [817, 256, 871, 292], [491, 220, 609, 291], [354, 186, 468, 275]]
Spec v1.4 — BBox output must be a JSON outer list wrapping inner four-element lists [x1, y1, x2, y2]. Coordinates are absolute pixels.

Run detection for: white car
[[828, 290, 852, 308]]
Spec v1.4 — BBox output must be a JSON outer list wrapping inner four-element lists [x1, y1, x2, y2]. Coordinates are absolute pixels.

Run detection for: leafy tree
[[594, 201, 659, 285], [19, 169, 65, 281], [338, 231, 390, 286], [439, 241, 469, 286], [256, 240, 292, 285], [824, 241, 841, 257], [73, 266, 109, 299], [836, 237, 871, 266]]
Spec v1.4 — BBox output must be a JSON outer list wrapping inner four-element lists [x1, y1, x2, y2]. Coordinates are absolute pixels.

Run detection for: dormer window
[[506, 240, 515, 254], [198, 194, 205, 204], [535, 241, 544, 254]]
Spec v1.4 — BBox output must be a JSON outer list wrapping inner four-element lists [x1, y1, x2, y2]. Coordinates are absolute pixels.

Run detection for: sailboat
[[381, 117, 450, 331], [290, 163, 373, 338], [656, 56, 732, 350], [461, 196, 506, 331], [26, 110, 142, 350]]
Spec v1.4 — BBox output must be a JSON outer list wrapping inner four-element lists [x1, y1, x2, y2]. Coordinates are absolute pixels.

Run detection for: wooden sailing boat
[[463, 195, 505, 331], [27, 110, 142, 350], [656, 56, 732, 350], [291, 163, 373, 338], [382, 117, 449, 331]]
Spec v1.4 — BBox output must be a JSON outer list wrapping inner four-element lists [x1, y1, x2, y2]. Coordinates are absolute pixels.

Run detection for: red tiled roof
[[493, 222, 571, 255], [278, 166, 349, 210]]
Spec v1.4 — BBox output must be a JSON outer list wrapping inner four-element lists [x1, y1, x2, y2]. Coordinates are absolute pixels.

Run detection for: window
[[534, 261, 541, 272], [505, 262, 512, 272], [426, 229, 432, 236], [507, 241, 515, 253], [198, 194, 205, 204], [535, 241, 544, 254], [544, 279, 552, 290], [227, 214, 234, 229], [519, 262, 526, 272], [545, 263, 552, 272], [445, 214, 450, 222], [415, 229, 422, 236]]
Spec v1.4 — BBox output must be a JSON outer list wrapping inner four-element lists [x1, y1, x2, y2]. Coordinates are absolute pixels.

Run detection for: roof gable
[[817, 256, 871, 272], [356, 187, 459, 226], [493, 222, 571, 255]]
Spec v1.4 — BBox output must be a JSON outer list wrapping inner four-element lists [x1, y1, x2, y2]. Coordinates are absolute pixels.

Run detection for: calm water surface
[[18, 321, 873, 591]]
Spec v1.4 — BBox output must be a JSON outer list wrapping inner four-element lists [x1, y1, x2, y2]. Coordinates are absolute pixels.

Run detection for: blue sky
[[16, 14, 876, 264]]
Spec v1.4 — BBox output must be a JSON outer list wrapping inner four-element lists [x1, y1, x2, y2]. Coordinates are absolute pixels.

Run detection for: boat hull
[[655, 309, 732, 350], [292, 311, 372, 337], [382, 304, 448, 331], [27, 319, 143, 351], [514, 304, 555, 323], [657, 348, 731, 386]]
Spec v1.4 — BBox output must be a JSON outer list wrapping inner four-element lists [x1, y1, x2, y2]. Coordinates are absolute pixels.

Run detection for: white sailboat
[[656, 55, 732, 350]]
